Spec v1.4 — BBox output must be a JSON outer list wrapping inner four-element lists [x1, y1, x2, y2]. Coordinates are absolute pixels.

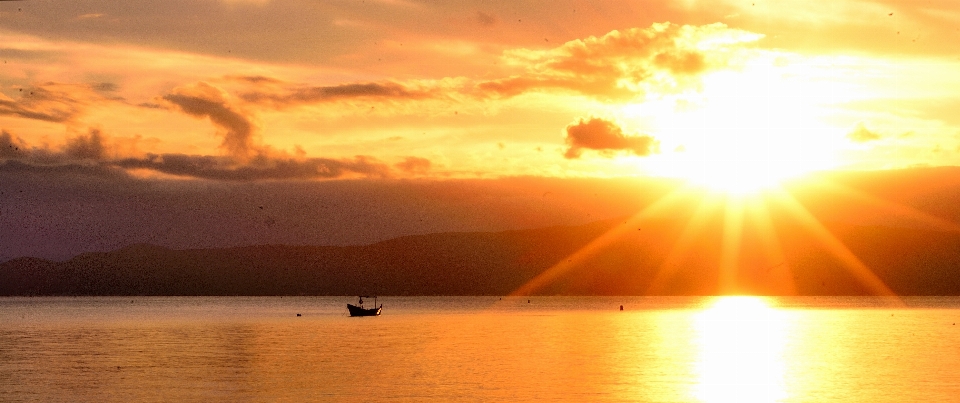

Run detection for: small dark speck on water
[[297, 313, 301, 317]]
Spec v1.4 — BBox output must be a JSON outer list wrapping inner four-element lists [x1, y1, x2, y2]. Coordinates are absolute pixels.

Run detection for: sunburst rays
[[508, 185, 697, 296], [507, 174, 951, 300]]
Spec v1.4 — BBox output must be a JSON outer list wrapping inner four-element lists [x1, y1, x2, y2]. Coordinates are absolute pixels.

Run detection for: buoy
[[619, 305, 623, 311], [528, 300, 530, 303]]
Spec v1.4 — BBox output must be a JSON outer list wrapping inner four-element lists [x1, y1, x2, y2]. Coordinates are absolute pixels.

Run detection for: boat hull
[[347, 303, 381, 317]]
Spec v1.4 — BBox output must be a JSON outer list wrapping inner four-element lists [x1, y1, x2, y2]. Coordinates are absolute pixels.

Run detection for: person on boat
[[358, 296, 364, 306]]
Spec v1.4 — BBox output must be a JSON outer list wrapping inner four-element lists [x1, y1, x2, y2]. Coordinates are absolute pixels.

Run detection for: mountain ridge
[[3, 216, 960, 296]]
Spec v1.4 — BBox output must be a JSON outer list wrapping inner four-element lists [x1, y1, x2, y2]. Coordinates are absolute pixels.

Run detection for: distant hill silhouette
[[3, 210, 960, 295]]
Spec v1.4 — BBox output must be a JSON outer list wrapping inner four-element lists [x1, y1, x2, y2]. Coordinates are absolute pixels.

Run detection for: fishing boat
[[347, 295, 381, 317]]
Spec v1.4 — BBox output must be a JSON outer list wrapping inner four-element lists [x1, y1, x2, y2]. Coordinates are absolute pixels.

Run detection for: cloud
[[0, 83, 105, 123], [0, 130, 29, 159], [847, 123, 882, 142], [194, 22, 760, 110], [236, 78, 436, 108], [114, 153, 391, 181], [478, 22, 762, 101], [0, 128, 113, 165], [0, 128, 393, 181], [65, 129, 107, 160], [162, 82, 256, 159], [563, 117, 659, 159], [395, 156, 432, 174]]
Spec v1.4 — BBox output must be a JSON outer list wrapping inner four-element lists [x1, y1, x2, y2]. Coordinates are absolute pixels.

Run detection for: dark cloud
[[65, 129, 107, 160], [115, 153, 390, 181], [477, 23, 740, 101], [237, 79, 435, 108], [0, 130, 29, 159], [0, 151, 391, 181], [395, 156, 432, 174], [162, 82, 255, 159], [0, 128, 393, 181], [563, 117, 659, 159], [1, 128, 109, 165], [847, 123, 882, 142]]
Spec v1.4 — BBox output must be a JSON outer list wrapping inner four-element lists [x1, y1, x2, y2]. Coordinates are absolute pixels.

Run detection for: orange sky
[[3, 0, 960, 186], [4, 0, 960, 263]]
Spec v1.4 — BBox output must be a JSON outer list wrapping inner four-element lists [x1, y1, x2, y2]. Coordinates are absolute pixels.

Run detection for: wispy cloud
[[478, 23, 762, 100], [847, 123, 882, 143], [235, 76, 437, 108], [0, 83, 114, 123]]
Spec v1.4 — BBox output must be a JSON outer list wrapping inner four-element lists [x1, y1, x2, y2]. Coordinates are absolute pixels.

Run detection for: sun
[[633, 56, 847, 194], [684, 158, 798, 195]]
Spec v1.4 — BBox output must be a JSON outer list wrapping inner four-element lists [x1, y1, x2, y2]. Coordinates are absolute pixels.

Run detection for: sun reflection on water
[[693, 296, 791, 403]]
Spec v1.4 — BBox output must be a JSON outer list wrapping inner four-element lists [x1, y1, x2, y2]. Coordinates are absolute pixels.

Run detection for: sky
[[3, 0, 960, 260]]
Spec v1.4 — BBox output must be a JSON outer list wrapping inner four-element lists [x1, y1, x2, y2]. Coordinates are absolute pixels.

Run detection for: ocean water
[[1, 296, 959, 402]]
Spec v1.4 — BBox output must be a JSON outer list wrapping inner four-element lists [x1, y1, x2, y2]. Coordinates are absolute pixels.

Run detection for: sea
[[1, 296, 959, 403]]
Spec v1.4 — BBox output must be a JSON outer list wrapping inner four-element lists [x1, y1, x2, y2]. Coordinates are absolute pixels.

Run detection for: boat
[[347, 295, 381, 317]]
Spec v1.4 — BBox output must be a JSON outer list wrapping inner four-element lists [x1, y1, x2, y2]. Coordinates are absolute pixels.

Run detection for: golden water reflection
[[693, 296, 790, 403], [5, 297, 960, 402]]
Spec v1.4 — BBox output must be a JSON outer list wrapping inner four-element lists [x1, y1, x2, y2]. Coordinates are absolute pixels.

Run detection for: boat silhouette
[[347, 295, 381, 316]]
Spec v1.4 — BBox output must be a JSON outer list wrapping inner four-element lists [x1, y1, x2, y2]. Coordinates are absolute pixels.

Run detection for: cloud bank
[[0, 129, 394, 181]]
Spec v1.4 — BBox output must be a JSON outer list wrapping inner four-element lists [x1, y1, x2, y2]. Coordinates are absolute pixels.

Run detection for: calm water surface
[[2, 296, 959, 402]]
